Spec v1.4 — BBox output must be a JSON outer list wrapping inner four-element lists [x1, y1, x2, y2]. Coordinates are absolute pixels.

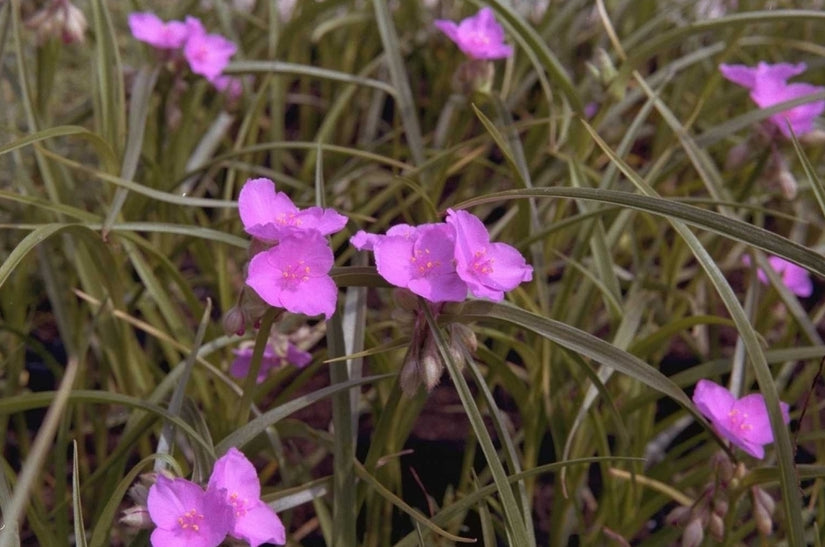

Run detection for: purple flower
[[128, 12, 190, 50], [183, 17, 237, 81], [230, 342, 312, 383], [147, 475, 232, 547], [208, 448, 286, 547], [445, 209, 532, 301], [743, 255, 813, 297], [354, 223, 469, 303], [434, 7, 513, 60], [239, 177, 348, 243], [719, 62, 825, 137], [692, 379, 790, 459], [246, 229, 338, 319], [211, 74, 244, 99]]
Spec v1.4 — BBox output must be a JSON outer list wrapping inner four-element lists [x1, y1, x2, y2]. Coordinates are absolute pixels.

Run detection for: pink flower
[[246, 229, 338, 319], [211, 74, 244, 99], [147, 475, 232, 547], [239, 178, 348, 243], [692, 379, 790, 459], [208, 448, 286, 547], [128, 12, 190, 49], [353, 223, 468, 303], [743, 255, 813, 297], [230, 342, 312, 383], [434, 7, 513, 60], [719, 62, 825, 137], [183, 16, 237, 81], [445, 209, 532, 301]]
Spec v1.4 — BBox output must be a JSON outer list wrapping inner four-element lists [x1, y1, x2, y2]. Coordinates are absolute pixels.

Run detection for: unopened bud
[[712, 451, 734, 484], [26, 0, 87, 45], [594, 48, 618, 86], [452, 59, 495, 95], [725, 142, 750, 170], [777, 169, 797, 200], [666, 505, 691, 526], [753, 487, 776, 516], [708, 513, 724, 542], [120, 505, 153, 529], [420, 333, 444, 392], [712, 498, 728, 518], [753, 496, 773, 536], [800, 128, 825, 145], [450, 323, 477, 353], [223, 306, 246, 336], [399, 343, 422, 397], [682, 518, 704, 547]]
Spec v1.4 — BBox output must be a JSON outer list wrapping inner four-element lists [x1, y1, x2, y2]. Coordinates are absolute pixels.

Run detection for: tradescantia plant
[[5, 1, 825, 546]]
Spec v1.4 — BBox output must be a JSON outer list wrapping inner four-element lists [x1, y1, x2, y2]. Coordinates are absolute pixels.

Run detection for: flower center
[[410, 247, 441, 277], [470, 248, 494, 275], [281, 260, 311, 288], [177, 508, 205, 532], [228, 491, 250, 517], [727, 409, 752, 431], [275, 212, 302, 227]]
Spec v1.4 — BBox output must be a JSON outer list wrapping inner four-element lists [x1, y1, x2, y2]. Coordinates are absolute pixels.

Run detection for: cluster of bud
[[25, 0, 87, 45]]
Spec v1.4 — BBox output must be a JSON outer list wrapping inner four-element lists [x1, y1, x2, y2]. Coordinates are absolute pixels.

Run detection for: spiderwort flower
[[246, 228, 338, 319], [353, 223, 468, 302], [147, 475, 232, 547], [719, 62, 825, 137], [239, 177, 348, 243], [230, 341, 312, 383], [434, 7, 513, 60], [128, 12, 190, 50], [208, 448, 286, 547], [446, 209, 532, 301], [743, 255, 813, 298], [183, 16, 237, 81], [692, 379, 790, 459]]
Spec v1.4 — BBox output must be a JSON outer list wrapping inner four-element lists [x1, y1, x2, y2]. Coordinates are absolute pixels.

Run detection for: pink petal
[[209, 447, 261, 501], [277, 275, 338, 319], [239, 178, 294, 231], [719, 63, 758, 89], [692, 379, 735, 424], [374, 236, 416, 288], [232, 502, 287, 546], [128, 12, 189, 49]]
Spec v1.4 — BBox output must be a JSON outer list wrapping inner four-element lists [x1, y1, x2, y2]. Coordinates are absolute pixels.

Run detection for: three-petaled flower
[[128, 12, 237, 89], [239, 177, 346, 320], [434, 7, 513, 60], [351, 209, 532, 303], [147, 475, 232, 547], [743, 254, 813, 298], [230, 339, 312, 383], [719, 61, 825, 137], [147, 448, 286, 547], [692, 379, 790, 459]]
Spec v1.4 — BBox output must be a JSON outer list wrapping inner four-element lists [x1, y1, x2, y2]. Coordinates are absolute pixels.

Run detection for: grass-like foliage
[[3, 0, 825, 545]]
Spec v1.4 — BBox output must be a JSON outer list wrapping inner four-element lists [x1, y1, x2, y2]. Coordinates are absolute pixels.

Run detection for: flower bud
[[399, 343, 422, 397], [452, 59, 495, 95], [708, 513, 724, 542], [420, 333, 444, 392], [26, 0, 87, 45], [712, 498, 728, 518], [450, 323, 478, 353], [120, 505, 153, 529], [777, 169, 797, 200], [594, 48, 618, 87], [666, 505, 691, 526], [753, 487, 776, 516], [223, 305, 246, 336], [712, 451, 734, 484], [682, 518, 704, 547], [725, 142, 750, 170], [752, 495, 773, 536], [800, 128, 825, 145]]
